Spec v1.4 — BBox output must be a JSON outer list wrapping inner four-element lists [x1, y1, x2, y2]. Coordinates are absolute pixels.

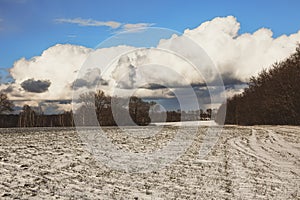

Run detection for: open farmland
[[0, 125, 299, 199]]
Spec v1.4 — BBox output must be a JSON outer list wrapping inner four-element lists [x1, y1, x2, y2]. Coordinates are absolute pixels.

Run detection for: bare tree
[[0, 93, 14, 114]]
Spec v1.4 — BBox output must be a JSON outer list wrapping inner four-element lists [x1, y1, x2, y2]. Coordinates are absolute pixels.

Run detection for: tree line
[[0, 107, 75, 128], [0, 90, 214, 128], [0, 91, 151, 127], [216, 44, 300, 125], [73, 90, 152, 126]]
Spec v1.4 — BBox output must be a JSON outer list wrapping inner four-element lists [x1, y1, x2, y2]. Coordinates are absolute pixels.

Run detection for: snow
[[0, 125, 299, 199], [152, 120, 218, 127]]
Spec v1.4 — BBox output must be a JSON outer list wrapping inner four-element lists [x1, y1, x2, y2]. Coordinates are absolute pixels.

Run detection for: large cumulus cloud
[[6, 44, 92, 100], [1, 16, 300, 112], [182, 16, 300, 81]]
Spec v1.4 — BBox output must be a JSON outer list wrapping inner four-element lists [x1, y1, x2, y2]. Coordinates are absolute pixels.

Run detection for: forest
[[216, 44, 300, 125]]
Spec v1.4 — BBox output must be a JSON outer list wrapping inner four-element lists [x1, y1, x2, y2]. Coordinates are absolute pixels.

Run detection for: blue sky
[[1, 0, 300, 70]]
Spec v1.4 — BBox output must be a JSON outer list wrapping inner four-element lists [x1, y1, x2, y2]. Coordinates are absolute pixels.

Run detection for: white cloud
[[2, 16, 300, 112], [8, 44, 92, 100], [121, 23, 155, 32], [55, 18, 154, 32], [67, 34, 77, 38], [181, 16, 300, 81], [55, 18, 121, 29]]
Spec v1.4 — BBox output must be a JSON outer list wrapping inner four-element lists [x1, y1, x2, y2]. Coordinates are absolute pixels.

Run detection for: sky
[[1, 0, 300, 69], [1, 0, 300, 113]]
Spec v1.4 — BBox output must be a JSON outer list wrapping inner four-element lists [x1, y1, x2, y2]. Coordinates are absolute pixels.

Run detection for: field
[[0, 125, 299, 199]]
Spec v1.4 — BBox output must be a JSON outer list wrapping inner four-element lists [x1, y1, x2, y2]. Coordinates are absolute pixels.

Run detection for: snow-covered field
[[0, 125, 299, 199], [152, 120, 218, 127]]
